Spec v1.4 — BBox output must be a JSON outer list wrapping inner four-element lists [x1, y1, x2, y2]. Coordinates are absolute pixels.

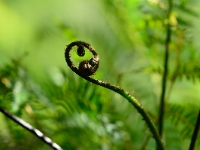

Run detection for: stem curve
[[64, 40, 164, 149]]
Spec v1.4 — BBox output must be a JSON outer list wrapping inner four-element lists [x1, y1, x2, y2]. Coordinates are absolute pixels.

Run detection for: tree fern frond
[[166, 104, 199, 138], [176, 63, 200, 82]]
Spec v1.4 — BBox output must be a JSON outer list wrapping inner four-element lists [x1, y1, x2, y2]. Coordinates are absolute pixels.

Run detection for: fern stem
[[189, 110, 200, 150], [75, 73, 165, 149], [0, 106, 62, 150], [65, 41, 165, 149], [158, 0, 172, 137]]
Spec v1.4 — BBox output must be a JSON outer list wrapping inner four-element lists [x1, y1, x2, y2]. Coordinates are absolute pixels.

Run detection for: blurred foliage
[[0, 0, 200, 150]]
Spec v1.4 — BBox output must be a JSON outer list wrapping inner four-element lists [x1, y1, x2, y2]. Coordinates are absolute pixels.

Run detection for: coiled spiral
[[65, 41, 99, 76]]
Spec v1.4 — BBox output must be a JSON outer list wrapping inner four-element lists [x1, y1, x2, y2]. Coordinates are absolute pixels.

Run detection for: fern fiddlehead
[[64, 41, 164, 150], [65, 41, 99, 76]]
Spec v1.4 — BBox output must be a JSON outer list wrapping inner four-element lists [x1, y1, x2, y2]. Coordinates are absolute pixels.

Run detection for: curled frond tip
[[65, 41, 99, 76]]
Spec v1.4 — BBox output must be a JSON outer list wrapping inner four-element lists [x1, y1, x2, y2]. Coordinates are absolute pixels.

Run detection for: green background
[[0, 0, 200, 149]]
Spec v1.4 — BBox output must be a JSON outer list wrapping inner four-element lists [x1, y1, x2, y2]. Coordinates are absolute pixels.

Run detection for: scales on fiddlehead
[[64, 41, 164, 150], [65, 41, 99, 76]]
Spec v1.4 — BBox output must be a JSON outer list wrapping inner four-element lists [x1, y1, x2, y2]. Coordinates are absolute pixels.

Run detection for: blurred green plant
[[0, 0, 200, 150]]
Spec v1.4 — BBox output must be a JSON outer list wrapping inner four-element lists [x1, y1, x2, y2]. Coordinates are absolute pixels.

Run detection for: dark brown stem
[[189, 110, 200, 150], [158, 0, 172, 138]]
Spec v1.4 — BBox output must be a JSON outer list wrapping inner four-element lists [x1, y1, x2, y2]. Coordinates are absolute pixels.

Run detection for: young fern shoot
[[64, 41, 165, 149]]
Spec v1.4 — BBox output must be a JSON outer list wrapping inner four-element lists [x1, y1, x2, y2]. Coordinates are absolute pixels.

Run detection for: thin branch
[[158, 0, 172, 137], [189, 110, 200, 150], [0, 106, 62, 150]]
